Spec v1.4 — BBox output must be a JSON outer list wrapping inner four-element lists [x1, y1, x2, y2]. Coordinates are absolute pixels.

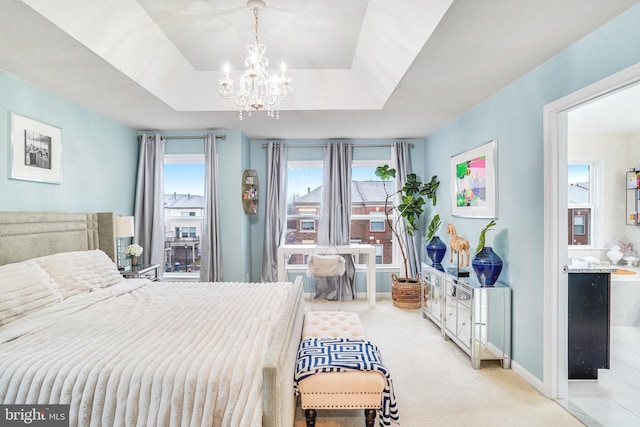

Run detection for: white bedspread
[[0, 280, 297, 427]]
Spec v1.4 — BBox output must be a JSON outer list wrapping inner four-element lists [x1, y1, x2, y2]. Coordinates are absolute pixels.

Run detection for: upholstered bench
[[297, 311, 386, 427]]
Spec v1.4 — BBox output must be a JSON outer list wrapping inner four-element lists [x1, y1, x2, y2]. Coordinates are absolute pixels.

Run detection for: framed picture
[[9, 112, 62, 184], [451, 139, 498, 218]]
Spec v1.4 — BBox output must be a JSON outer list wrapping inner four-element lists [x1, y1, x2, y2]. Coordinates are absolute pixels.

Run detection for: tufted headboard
[[0, 211, 115, 266]]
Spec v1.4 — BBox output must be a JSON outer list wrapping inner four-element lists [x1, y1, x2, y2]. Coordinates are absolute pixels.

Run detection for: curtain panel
[[261, 142, 288, 282], [134, 133, 165, 277], [316, 141, 356, 301], [200, 133, 223, 282], [394, 141, 419, 278]]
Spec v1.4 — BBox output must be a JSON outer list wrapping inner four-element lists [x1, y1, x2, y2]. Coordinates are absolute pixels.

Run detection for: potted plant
[[425, 214, 446, 265], [471, 220, 503, 286], [375, 164, 439, 308]]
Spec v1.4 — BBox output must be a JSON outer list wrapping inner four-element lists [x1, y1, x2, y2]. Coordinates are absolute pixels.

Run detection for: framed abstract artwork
[[451, 139, 498, 218], [9, 112, 62, 184]]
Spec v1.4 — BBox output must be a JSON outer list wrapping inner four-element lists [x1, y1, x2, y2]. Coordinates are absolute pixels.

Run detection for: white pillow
[[0, 260, 63, 326], [306, 254, 346, 277], [34, 250, 123, 298]]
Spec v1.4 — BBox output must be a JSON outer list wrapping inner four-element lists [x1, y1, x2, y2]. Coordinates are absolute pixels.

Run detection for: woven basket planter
[[391, 273, 422, 309]]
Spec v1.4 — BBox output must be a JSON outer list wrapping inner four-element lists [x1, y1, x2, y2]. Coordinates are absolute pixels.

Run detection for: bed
[[0, 211, 304, 427]]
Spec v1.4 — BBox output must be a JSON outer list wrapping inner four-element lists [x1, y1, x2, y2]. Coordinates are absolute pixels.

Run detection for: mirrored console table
[[422, 262, 511, 369]]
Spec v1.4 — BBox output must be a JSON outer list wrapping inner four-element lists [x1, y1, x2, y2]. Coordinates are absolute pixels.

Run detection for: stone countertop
[[567, 260, 614, 274], [567, 267, 614, 273], [567, 260, 640, 279]]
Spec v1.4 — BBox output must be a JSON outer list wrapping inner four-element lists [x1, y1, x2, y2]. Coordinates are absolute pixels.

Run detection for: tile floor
[[566, 326, 640, 426]]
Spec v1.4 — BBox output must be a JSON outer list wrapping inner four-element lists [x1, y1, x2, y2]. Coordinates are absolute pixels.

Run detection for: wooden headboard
[[0, 211, 115, 266]]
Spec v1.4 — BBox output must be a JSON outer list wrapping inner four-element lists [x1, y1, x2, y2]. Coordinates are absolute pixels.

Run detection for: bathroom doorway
[[544, 62, 640, 424]]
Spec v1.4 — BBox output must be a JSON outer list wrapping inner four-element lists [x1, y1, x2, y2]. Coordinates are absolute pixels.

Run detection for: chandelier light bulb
[[218, 0, 293, 120]]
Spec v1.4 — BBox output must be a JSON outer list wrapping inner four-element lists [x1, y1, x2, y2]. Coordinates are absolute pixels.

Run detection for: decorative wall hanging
[[9, 112, 62, 184], [451, 139, 498, 218]]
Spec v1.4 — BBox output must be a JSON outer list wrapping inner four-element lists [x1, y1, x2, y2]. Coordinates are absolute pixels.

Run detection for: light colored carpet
[[293, 296, 584, 427]]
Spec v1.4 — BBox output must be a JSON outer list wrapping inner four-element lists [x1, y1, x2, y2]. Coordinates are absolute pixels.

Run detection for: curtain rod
[[261, 143, 414, 149], [137, 134, 227, 141]]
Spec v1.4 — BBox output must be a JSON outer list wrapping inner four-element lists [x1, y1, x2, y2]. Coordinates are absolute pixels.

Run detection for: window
[[300, 220, 316, 231], [164, 154, 205, 276], [573, 215, 586, 234], [568, 162, 598, 246], [285, 156, 397, 268], [181, 227, 196, 238], [370, 219, 385, 232], [351, 160, 395, 265], [286, 161, 323, 248], [374, 244, 383, 264]]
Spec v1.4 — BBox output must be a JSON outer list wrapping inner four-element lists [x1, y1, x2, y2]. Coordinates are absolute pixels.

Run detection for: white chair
[[306, 253, 346, 307]]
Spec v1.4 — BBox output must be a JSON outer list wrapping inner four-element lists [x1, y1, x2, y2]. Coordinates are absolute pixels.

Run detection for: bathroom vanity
[[567, 266, 611, 379]]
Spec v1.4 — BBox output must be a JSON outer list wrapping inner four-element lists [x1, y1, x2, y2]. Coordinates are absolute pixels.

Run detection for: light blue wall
[[423, 4, 640, 379], [215, 130, 250, 281], [0, 70, 138, 216]]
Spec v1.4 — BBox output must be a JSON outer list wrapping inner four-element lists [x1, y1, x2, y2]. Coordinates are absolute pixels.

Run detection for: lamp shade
[[116, 216, 135, 238]]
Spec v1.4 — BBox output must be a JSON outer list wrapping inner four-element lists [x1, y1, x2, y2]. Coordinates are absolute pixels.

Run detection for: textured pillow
[[0, 260, 63, 326], [34, 250, 123, 297], [307, 254, 346, 278]]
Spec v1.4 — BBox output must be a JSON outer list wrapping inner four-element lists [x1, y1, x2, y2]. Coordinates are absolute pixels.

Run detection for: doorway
[[544, 62, 640, 423]]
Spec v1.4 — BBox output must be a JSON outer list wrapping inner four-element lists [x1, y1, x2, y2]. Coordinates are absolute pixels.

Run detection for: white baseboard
[[511, 360, 545, 395]]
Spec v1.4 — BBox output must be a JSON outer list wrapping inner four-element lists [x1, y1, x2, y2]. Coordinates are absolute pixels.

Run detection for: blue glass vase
[[472, 247, 503, 286], [426, 236, 447, 265]]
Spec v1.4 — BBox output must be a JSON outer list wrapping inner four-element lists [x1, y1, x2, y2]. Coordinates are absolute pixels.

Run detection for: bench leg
[[364, 409, 376, 427], [304, 409, 317, 427]]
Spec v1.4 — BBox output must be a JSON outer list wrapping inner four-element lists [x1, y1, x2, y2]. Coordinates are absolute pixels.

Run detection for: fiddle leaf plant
[[476, 220, 497, 254], [426, 214, 441, 242], [375, 164, 440, 278]]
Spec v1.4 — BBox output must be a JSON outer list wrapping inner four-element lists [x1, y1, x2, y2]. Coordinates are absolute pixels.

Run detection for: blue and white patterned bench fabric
[[294, 311, 399, 427]]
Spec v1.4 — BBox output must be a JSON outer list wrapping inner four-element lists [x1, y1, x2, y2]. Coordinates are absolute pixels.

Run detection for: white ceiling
[[569, 82, 640, 135], [0, 0, 638, 139]]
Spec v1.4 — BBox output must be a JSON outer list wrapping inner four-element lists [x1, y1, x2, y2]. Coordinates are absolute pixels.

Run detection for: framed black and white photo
[[9, 112, 62, 184]]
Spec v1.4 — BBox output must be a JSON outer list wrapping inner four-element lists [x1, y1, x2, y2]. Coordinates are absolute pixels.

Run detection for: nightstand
[[121, 264, 160, 282]]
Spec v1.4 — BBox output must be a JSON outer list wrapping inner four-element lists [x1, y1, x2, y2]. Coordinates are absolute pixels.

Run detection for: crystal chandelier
[[218, 0, 293, 120]]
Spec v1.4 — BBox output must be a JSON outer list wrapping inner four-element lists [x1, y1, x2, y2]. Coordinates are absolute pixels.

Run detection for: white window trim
[[299, 220, 316, 232], [568, 158, 603, 249], [164, 153, 205, 279]]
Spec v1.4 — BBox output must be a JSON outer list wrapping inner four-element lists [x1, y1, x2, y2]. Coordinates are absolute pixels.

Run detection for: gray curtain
[[316, 141, 356, 301], [261, 142, 288, 282], [394, 141, 419, 278], [200, 133, 223, 282], [134, 133, 165, 276]]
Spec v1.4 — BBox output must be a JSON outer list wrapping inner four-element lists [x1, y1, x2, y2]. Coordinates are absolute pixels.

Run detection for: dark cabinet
[[568, 272, 610, 379]]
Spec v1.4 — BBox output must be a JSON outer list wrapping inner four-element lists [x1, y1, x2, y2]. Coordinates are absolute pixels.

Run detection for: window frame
[[567, 158, 602, 249], [299, 220, 316, 232], [373, 243, 384, 264], [351, 159, 398, 268], [164, 153, 205, 279], [369, 219, 385, 232], [285, 157, 400, 271]]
